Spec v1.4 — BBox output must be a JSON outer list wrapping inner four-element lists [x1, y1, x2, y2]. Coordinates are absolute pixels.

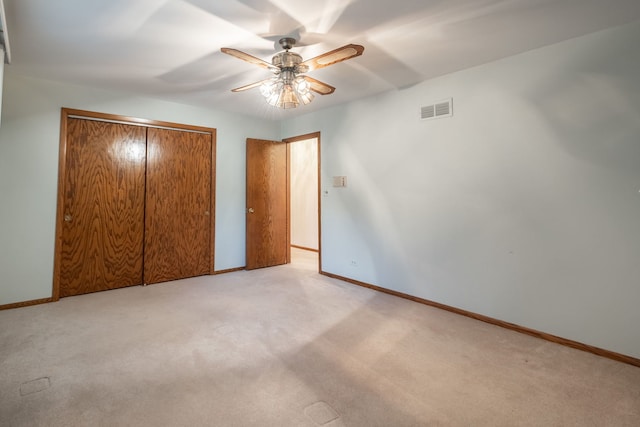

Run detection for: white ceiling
[[4, 0, 640, 120]]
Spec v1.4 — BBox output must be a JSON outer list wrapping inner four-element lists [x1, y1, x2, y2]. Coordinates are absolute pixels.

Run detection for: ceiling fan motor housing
[[272, 51, 308, 73]]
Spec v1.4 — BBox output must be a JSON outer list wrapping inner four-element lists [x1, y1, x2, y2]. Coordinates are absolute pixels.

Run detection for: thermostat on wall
[[332, 176, 347, 187]]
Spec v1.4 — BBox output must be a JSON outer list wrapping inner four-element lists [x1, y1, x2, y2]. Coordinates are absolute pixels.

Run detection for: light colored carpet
[[1, 248, 639, 426]]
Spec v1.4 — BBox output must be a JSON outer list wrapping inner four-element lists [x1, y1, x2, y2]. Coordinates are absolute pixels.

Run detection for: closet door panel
[[144, 128, 212, 284], [59, 119, 146, 297]]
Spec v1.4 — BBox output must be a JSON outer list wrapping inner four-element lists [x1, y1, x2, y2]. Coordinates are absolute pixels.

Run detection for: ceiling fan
[[221, 38, 364, 109]]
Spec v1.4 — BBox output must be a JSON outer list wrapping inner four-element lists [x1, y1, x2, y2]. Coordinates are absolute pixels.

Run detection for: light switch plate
[[332, 176, 347, 187]]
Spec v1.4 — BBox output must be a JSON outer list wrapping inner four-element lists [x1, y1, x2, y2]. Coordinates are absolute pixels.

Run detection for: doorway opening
[[285, 132, 321, 272]]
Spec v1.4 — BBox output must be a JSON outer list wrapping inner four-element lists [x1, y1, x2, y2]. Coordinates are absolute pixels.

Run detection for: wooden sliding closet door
[[59, 119, 147, 297], [144, 128, 212, 284]]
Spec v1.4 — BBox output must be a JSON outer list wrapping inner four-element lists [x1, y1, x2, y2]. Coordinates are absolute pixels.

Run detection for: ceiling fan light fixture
[[260, 78, 299, 109], [279, 84, 299, 109], [260, 78, 277, 97], [261, 78, 282, 107], [260, 74, 314, 109], [294, 76, 314, 105]]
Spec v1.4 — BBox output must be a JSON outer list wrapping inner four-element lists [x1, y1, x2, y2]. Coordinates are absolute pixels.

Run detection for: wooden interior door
[[144, 128, 212, 284], [59, 119, 147, 297], [246, 138, 288, 270]]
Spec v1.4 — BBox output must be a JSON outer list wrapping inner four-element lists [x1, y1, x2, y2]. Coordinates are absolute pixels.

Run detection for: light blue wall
[[282, 21, 640, 358], [0, 72, 278, 304]]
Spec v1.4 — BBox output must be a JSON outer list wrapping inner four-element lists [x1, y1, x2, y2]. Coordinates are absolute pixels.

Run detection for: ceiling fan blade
[[221, 48, 277, 71], [303, 76, 335, 95], [231, 79, 271, 92], [301, 44, 364, 71]]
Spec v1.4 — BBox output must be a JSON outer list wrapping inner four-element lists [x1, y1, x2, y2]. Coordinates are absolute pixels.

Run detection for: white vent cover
[[421, 98, 453, 120]]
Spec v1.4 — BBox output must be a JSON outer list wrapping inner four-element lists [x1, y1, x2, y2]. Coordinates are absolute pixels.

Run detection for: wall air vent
[[421, 98, 453, 121]]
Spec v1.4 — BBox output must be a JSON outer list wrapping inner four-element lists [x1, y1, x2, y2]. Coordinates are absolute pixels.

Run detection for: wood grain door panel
[[246, 138, 288, 270], [144, 128, 212, 284], [59, 119, 147, 297]]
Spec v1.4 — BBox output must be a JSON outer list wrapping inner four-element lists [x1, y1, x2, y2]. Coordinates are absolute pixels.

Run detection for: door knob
[[64, 214, 72, 222], [248, 208, 254, 213]]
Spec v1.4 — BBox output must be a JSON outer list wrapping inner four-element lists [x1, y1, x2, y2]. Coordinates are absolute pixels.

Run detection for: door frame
[[283, 132, 322, 272], [53, 108, 217, 300]]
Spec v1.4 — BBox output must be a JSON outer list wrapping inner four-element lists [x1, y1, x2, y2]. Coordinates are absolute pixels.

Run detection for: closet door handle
[[248, 208, 254, 213], [64, 214, 72, 222]]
